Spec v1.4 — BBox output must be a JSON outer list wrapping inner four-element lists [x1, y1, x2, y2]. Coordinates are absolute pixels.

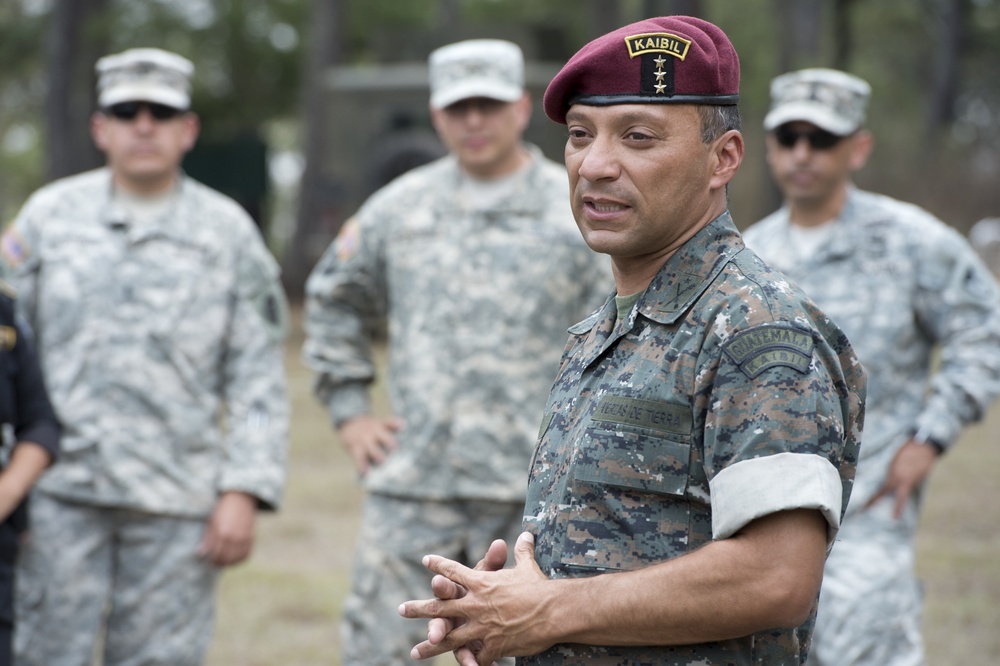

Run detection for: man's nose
[[577, 137, 621, 182]]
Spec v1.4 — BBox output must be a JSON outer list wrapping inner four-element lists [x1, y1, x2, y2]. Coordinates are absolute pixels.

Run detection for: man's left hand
[[399, 532, 550, 664], [865, 439, 938, 519], [198, 491, 257, 566]]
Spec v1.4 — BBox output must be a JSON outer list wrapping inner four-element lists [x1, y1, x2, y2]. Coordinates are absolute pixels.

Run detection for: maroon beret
[[544, 16, 740, 124]]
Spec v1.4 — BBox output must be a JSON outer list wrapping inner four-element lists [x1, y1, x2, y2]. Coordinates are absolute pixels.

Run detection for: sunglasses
[[773, 125, 844, 150], [103, 101, 184, 122]]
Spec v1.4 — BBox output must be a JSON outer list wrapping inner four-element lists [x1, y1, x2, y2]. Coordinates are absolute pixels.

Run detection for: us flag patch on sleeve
[[0, 228, 28, 268]]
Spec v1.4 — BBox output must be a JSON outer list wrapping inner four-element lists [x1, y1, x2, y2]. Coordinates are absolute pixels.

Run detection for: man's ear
[[180, 112, 201, 153], [710, 129, 744, 190], [91, 112, 108, 151], [514, 91, 533, 133], [848, 129, 873, 172], [428, 103, 444, 135]]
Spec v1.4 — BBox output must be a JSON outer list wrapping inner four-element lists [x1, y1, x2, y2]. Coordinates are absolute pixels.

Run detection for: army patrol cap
[[96, 47, 195, 111], [543, 15, 740, 124], [428, 39, 525, 110], [764, 68, 871, 136]]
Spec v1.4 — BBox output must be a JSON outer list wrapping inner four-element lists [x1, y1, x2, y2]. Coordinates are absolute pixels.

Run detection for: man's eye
[[626, 131, 651, 141]]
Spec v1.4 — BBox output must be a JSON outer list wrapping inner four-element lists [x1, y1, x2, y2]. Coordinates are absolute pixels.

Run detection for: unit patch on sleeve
[[334, 216, 361, 263], [0, 228, 29, 268], [723, 323, 815, 379]]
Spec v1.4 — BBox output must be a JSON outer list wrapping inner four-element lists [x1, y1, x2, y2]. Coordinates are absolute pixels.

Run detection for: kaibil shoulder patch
[[723, 323, 815, 379]]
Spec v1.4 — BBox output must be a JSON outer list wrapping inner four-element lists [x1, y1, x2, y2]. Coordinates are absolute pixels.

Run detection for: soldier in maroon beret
[[401, 16, 866, 666]]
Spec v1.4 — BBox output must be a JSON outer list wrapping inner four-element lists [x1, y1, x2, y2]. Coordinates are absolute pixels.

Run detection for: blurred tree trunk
[[46, 0, 108, 181], [926, 0, 968, 138], [774, 0, 823, 73], [439, 0, 461, 31], [765, 0, 824, 217], [831, 0, 856, 70], [283, 0, 345, 301], [587, 0, 626, 39]]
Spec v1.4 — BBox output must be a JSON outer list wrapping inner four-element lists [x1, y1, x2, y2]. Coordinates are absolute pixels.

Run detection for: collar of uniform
[[806, 184, 863, 261], [565, 213, 741, 368], [440, 143, 542, 213], [99, 167, 190, 240], [640, 211, 745, 325], [96, 167, 123, 228]]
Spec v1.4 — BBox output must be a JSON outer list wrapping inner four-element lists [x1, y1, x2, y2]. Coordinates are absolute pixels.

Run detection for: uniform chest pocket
[[574, 425, 690, 496], [557, 425, 694, 573]]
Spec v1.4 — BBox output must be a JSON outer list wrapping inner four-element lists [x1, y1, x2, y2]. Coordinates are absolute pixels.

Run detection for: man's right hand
[[337, 414, 404, 476], [428, 538, 509, 666]]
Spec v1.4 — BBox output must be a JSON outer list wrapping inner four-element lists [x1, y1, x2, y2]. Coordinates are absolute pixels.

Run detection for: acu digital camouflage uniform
[[522, 212, 866, 666], [304, 146, 608, 665], [745, 186, 1000, 665], [0, 167, 289, 664]]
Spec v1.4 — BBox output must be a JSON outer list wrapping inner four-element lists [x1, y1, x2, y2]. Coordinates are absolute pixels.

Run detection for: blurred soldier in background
[[0, 283, 59, 666], [745, 68, 1000, 666], [303, 38, 608, 665], [0, 47, 289, 665]]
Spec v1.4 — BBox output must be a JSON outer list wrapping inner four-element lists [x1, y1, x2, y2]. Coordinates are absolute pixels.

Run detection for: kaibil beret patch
[[544, 15, 740, 124]]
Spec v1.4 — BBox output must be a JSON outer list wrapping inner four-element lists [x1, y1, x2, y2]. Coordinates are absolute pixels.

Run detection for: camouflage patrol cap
[[428, 39, 525, 109], [543, 16, 740, 124], [96, 47, 194, 110], [764, 68, 871, 136]]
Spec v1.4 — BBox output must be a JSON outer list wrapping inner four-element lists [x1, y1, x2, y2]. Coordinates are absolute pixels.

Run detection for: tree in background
[[0, 0, 307, 228], [283, 0, 344, 296], [45, 0, 108, 181], [1, 0, 999, 297]]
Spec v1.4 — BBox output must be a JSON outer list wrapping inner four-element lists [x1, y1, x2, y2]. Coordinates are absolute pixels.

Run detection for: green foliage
[[0, 2, 49, 219], [1, 0, 999, 228], [101, 0, 309, 141]]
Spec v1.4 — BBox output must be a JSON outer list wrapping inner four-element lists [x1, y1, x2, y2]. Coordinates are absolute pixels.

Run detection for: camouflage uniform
[[521, 212, 866, 665], [304, 146, 608, 665], [0, 167, 289, 665], [745, 187, 1000, 666]]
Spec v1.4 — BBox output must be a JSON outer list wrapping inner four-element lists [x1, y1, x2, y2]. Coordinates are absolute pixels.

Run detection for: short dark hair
[[699, 104, 742, 144]]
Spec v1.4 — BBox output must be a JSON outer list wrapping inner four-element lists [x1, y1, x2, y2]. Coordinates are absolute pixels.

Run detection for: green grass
[[206, 315, 1000, 664]]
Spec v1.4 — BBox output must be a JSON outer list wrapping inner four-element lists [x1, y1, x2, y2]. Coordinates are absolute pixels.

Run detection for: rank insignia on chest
[[0, 326, 15, 351]]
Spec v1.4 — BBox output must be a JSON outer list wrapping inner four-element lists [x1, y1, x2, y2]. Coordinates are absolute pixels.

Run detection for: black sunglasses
[[773, 125, 844, 150], [103, 101, 184, 122]]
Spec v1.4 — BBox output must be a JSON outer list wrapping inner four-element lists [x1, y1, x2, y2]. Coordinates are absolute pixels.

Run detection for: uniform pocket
[[557, 425, 693, 573]]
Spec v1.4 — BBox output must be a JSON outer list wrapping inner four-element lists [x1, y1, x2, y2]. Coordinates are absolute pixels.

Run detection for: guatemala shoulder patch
[[723, 323, 815, 379]]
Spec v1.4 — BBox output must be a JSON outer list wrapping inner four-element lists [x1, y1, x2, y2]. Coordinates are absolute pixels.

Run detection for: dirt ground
[[205, 318, 1000, 665]]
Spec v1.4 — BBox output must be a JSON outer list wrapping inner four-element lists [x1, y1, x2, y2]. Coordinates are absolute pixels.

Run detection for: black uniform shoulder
[[0, 281, 15, 325]]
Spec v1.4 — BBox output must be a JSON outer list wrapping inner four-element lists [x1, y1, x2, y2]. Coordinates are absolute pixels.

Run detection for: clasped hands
[[398, 531, 552, 666]]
